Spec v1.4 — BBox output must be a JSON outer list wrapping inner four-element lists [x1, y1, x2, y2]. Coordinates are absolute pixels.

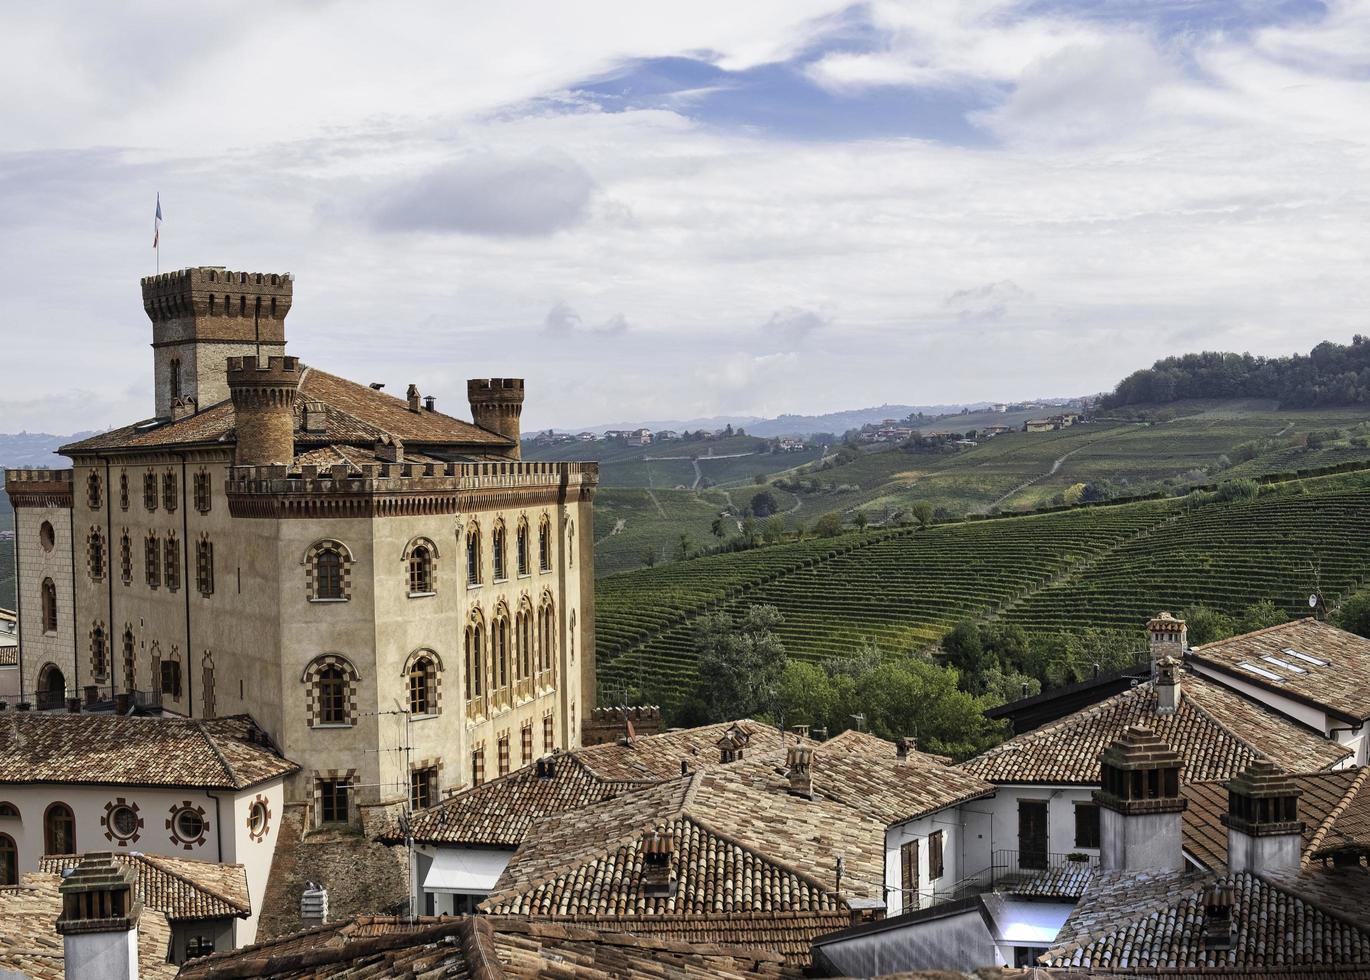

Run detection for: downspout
[[102, 457, 114, 701], [11, 491, 22, 703], [207, 789, 226, 862], [68, 478, 79, 698], [179, 452, 194, 717]]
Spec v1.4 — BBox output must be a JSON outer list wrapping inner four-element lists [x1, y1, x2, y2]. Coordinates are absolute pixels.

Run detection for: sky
[[3, 0, 1370, 433]]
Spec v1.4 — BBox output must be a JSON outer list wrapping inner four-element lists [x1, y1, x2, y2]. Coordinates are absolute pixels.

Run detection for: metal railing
[[930, 849, 1098, 905]]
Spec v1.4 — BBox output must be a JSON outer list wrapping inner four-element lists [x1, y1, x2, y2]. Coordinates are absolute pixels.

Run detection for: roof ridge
[[194, 720, 242, 789], [1191, 616, 1319, 651], [136, 852, 250, 914], [1303, 766, 1370, 865], [680, 810, 841, 903], [962, 682, 1148, 767]]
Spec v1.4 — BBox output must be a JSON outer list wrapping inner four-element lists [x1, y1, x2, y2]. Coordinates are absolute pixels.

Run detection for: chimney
[[302, 400, 327, 434], [1094, 726, 1188, 871], [56, 853, 142, 980], [786, 744, 814, 798], [424, 395, 436, 412], [1204, 881, 1234, 950], [171, 396, 197, 421], [66, 697, 81, 714], [535, 755, 556, 779], [717, 723, 751, 763], [680, 759, 689, 777], [1223, 756, 1303, 873], [407, 384, 421, 413], [113, 693, 130, 715], [896, 736, 917, 759], [300, 882, 328, 927], [1155, 654, 1182, 715], [641, 831, 676, 898], [375, 435, 404, 464], [1147, 612, 1187, 674]]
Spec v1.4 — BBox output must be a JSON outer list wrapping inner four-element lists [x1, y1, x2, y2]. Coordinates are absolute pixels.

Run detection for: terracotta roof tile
[[1189, 618, 1370, 722], [40, 852, 249, 921], [959, 674, 1348, 785], [0, 712, 296, 790], [574, 719, 793, 782]]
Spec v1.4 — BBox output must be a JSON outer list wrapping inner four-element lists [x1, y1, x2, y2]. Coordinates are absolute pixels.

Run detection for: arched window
[[570, 609, 576, 664], [464, 615, 485, 705], [492, 521, 507, 581], [538, 516, 551, 572], [120, 531, 132, 585], [162, 471, 177, 513], [164, 533, 181, 592], [119, 472, 129, 511], [516, 519, 530, 577], [538, 597, 557, 677], [122, 628, 136, 693], [88, 527, 105, 582], [0, 834, 15, 886], [567, 520, 575, 567], [145, 532, 161, 589], [41, 579, 57, 633], [516, 604, 533, 683], [91, 624, 108, 679], [201, 651, 216, 718], [306, 540, 352, 601], [169, 357, 182, 401], [37, 663, 65, 710], [44, 802, 76, 855], [144, 471, 158, 512], [493, 608, 510, 692], [406, 651, 439, 715], [304, 656, 358, 727], [404, 538, 437, 596], [465, 523, 482, 586], [87, 471, 102, 510]]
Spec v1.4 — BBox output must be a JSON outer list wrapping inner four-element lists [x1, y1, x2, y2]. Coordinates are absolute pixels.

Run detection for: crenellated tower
[[142, 267, 293, 418], [468, 378, 524, 458], [226, 355, 302, 466]]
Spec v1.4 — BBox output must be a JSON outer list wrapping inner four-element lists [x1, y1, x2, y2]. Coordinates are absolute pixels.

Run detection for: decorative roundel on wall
[[101, 798, 143, 846], [167, 801, 210, 850], [246, 794, 272, 843]]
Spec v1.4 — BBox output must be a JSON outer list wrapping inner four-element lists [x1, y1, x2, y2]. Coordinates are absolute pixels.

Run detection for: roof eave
[[1187, 654, 1367, 725]]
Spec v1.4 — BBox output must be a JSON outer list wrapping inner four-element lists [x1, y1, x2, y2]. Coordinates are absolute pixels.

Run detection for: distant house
[[1023, 418, 1057, 432], [778, 438, 806, 452], [982, 425, 1013, 437], [991, 403, 1008, 413], [954, 439, 977, 448], [653, 430, 680, 442], [576, 431, 597, 441], [631, 428, 652, 445]]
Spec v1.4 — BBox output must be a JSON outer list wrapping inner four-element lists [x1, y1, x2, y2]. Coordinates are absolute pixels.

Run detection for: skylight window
[[1261, 656, 1306, 674], [1281, 648, 1328, 667], [1237, 661, 1285, 682]]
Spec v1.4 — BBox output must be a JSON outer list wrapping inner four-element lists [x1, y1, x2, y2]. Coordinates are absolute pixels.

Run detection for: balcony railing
[[930, 849, 1098, 906]]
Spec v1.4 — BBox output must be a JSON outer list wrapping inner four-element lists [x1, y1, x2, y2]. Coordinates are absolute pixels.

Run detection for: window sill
[[410, 712, 439, 721], [407, 591, 437, 599], [309, 597, 350, 604], [466, 582, 482, 590], [312, 723, 355, 730], [517, 572, 531, 580]]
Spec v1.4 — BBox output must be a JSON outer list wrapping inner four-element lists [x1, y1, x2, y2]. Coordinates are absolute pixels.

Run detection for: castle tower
[[226, 356, 302, 466], [468, 378, 524, 458], [142, 267, 293, 418], [1223, 756, 1304, 873], [1094, 725, 1188, 871]]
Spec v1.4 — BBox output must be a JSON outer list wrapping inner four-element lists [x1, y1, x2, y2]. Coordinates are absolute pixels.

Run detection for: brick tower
[[468, 378, 525, 458], [226, 356, 302, 466], [142, 267, 293, 418]]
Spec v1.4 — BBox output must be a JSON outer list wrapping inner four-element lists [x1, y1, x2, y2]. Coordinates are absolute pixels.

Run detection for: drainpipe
[[102, 457, 115, 702], [68, 476, 79, 699], [207, 789, 226, 862], [12, 490, 22, 703]]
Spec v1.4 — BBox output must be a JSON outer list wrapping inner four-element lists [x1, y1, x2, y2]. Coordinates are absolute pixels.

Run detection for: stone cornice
[[4, 469, 74, 508]]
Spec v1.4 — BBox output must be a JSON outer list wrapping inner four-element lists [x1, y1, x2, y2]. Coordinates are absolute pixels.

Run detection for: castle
[[4, 266, 597, 822]]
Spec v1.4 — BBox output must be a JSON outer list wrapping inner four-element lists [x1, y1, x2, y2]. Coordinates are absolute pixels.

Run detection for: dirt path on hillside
[[987, 429, 1135, 511]]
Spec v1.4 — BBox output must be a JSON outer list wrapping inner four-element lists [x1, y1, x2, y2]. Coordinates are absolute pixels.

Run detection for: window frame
[[410, 766, 438, 811], [162, 471, 178, 513], [40, 578, 57, 634], [929, 829, 945, 881], [1074, 802, 1101, 850], [44, 802, 77, 855], [318, 667, 349, 725], [318, 778, 351, 825]]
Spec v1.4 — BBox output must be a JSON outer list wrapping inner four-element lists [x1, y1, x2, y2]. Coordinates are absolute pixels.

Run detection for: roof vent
[[369, 382, 385, 391], [300, 882, 328, 927], [535, 755, 556, 779], [641, 831, 676, 898], [1203, 881, 1234, 950], [424, 395, 436, 412], [786, 744, 814, 799]]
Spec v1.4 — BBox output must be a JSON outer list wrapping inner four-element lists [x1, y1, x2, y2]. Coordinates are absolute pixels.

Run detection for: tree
[[762, 516, 785, 544], [1063, 482, 1087, 506], [1181, 604, 1236, 645], [676, 534, 693, 561], [814, 512, 844, 537], [641, 548, 656, 568], [1335, 587, 1370, 639], [910, 501, 934, 528], [740, 515, 759, 546], [853, 510, 869, 530], [711, 517, 727, 540], [750, 491, 779, 518], [693, 605, 788, 721], [940, 621, 997, 693], [1237, 600, 1287, 634]]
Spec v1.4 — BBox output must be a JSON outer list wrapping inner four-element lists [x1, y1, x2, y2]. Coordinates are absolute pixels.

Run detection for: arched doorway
[[36, 663, 65, 711]]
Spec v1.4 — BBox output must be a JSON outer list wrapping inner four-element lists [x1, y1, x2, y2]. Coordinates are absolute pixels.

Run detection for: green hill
[[595, 470, 1370, 710]]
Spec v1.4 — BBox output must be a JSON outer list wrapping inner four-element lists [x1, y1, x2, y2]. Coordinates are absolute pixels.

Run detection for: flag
[[153, 194, 162, 249]]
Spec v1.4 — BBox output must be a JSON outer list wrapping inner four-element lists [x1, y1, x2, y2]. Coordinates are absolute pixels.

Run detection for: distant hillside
[[0, 431, 94, 469], [1103, 337, 1370, 409]]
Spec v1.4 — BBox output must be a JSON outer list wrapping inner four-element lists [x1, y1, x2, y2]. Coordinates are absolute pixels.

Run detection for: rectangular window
[[1075, 803, 1101, 849], [318, 778, 351, 824], [517, 529, 529, 576], [543, 714, 554, 752], [498, 733, 510, 776], [410, 766, 438, 810], [471, 746, 486, 787], [521, 722, 533, 766], [162, 472, 178, 512], [87, 472, 102, 510], [196, 540, 214, 596], [161, 660, 182, 698], [164, 537, 181, 592], [900, 839, 919, 913], [119, 473, 129, 511], [144, 472, 158, 512], [193, 470, 212, 513], [120, 534, 132, 585], [929, 830, 944, 881], [145, 535, 161, 588]]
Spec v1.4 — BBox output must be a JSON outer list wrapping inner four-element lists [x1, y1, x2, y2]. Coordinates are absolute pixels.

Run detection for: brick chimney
[[374, 435, 404, 464], [56, 853, 142, 980], [1223, 757, 1303, 874], [786, 744, 814, 798], [717, 723, 751, 763], [406, 384, 421, 413], [1094, 726, 1188, 871], [1147, 612, 1187, 674], [1155, 654, 1182, 715], [896, 736, 917, 759]]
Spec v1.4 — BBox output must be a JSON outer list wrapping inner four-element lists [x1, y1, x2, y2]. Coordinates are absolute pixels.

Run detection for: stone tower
[[468, 378, 525, 458], [142, 267, 293, 418], [226, 356, 302, 466]]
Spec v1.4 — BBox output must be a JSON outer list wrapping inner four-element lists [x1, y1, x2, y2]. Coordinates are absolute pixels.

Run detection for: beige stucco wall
[[13, 496, 75, 704]]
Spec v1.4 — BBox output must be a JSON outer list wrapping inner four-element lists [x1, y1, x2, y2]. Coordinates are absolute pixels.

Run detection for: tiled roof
[[958, 674, 1348, 785], [0, 712, 297, 790], [1189, 618, 1370, 722], [574, 719, 794, 782], [0, 872, 177, 980], [538, 911, 851, 965], [61, 366, 511, 456], [401, 754, 651, 847], [1262, 865, 1370, 934], [1183, 768, 1366, 872], [1042, 867, 1370, 973], [1006, 864, 1097, 899], [177, 914, 805, 979], [40, 852, 249, 921]]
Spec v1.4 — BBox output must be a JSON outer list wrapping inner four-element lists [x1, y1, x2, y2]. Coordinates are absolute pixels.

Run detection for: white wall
[[220, 779, 286, 946]]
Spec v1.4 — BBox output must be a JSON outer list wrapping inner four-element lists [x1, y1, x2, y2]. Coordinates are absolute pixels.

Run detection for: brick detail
[[304, 539, 353, 601], [303, 654, 359, 728]]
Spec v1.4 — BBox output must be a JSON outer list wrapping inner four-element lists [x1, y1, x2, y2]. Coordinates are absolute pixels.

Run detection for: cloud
[[761, 307, 831, 345], [543, 302, 631, 336], [944, 280, 1031, 320], [364, 151, 595, 237]]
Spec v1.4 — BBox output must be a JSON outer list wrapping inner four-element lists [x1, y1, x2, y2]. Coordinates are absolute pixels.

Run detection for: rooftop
[[40, 852, 250, 922], [0, 712, 297, 790], [958, 673, 1349, 785], [1188, 617, 1370, 722]]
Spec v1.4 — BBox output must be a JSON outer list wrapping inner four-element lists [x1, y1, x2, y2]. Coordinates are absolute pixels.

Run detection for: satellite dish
[[1309, 594, 1319, 609]]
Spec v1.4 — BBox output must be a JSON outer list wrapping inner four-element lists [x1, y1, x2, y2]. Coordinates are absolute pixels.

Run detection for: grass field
[[595, 470, 1370, 710]]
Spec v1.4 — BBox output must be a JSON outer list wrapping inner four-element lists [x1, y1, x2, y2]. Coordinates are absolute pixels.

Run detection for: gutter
[[68, 480, 79, 697], [101, 456, 114, 701]]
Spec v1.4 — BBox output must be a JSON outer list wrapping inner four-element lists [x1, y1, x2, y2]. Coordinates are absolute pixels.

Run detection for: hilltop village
[[2, 268, 1369, 979]]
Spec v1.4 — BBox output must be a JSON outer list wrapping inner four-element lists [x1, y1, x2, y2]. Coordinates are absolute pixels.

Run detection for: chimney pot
[[370, 382, 385, 390], [424, 395, 436, 411]]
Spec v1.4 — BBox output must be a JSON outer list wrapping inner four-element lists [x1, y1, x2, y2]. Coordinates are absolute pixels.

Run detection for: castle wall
[[12, 483, 76, 704]]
